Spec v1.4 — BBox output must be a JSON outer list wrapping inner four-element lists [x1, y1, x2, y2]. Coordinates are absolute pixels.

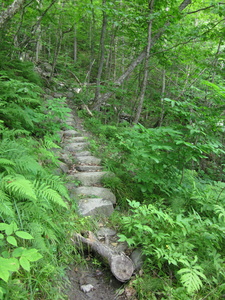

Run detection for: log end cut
[[110, 254, 134, 282]]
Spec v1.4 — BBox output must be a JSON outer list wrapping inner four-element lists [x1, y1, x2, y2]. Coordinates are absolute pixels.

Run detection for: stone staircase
[[58, 112, 116, 217]]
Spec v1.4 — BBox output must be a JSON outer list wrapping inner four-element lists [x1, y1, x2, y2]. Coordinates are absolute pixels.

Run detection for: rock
[[69, 171, 107, 186], [115, 241, 129, 253], [76, 156, 101, 165], [131, 248, 144, 271], [59, 152, 74, 165], [79, 198, 114, 216], [64, 142, 89, 152], [69, 137, 87, 142], [97, 227, 117, 238], [75, 186, 116, 204], [66, 91, 74, 99], [74, 151, 92, 156], [58, 162, 69, 173], [63, 130, 80, 137], [53, 92, 64, 98], [75, 165, 103, 172], [80, 284, 94, 293]]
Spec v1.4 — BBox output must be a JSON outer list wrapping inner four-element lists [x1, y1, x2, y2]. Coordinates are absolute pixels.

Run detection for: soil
[[65, 263, 129, 300]]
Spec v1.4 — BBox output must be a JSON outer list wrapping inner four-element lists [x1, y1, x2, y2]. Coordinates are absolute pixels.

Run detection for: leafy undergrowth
[[80, 109, 225, 299], [0, 61, 92, 299]]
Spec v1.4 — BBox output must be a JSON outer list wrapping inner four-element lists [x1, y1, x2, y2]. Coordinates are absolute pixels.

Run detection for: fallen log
[[73, 231, 134, 282]]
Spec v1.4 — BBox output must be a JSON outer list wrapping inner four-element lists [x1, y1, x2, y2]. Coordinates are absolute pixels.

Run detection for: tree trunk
[[74, 232, 134, 282], [133, 0, 154, 124], [73, 24, 77, 62], [159, 68, 166, 126], [92, 0, 192, 109], [94, 0, 107, 104], [0, 0, 27, 29]]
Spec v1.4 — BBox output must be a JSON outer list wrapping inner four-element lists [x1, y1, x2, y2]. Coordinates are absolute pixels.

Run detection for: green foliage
[[117, 191, 225, 298], [0, 222, 43, 299]]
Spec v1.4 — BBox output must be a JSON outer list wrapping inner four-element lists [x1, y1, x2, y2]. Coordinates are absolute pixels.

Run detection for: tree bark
[[74, 232, 134, 282], [133, 0, 154, 124], [94, 0, 107, 104], [0, 0, 27, 29], [92, 0, 192, 109]]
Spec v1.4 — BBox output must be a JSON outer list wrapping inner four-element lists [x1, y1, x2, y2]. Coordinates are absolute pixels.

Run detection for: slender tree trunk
[[92, 0, 192, 109], [94, 0, 107, 105], [73, 24, 77, 62], [159, 69, 166, 126], [0, 0, 27, 29], [35, 1, 42, 63], [133, 0, 154, 124]]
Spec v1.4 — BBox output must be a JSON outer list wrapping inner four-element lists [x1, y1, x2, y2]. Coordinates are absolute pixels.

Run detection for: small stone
[[80, 284, 94, 293]]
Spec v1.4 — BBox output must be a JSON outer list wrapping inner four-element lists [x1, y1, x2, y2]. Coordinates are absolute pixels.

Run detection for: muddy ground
[[65, 263, 137, 300]]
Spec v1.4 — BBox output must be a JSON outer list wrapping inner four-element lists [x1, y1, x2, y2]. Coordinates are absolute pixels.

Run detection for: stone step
[[64, 142, 89, 152], [75, 165, 103, 172], [76, 156, 101, 165], [78, 198, 114, 216], [62, 130, 80, 137], [68, 171, 107, 186], [68, 136, 88, 143], [75, 151, 92, 156], [75, 186, 116, 204], [65, 117, 74, 122], [65, 121, 75, 127]]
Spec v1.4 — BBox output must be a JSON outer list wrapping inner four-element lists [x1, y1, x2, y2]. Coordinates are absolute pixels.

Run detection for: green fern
[[41, 174, 70, 200], [178, 258, 207, 294], [0, 190, 14, 218], [1, 174, 37, 201], [34, 181, 67, 208], [214, 205, 225, 222]]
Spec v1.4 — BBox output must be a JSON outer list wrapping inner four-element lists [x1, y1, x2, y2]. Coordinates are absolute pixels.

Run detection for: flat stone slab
[[64, 142, 89, 152], [69, 171, 107, 186], [78, 198, 114, 216], [63, 130, 80, 137], [69, 137, 88, 142], [97, 227, 117, 237], [75, 165, 103, 172], [75, 186, 116, 204], [59, 152, 74, 165], [76, 156, 101, 165], [75, 151, 92, 156]]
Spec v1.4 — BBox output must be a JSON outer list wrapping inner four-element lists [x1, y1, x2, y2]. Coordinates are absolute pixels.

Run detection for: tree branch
[[187, 2, 225, 15]]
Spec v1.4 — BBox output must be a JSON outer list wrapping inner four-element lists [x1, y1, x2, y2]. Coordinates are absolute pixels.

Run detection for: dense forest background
[[1, 0, 225, 299]]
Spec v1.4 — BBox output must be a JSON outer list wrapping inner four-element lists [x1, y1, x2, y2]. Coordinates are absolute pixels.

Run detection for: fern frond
[[14, 156, 43, 177], [0, 190, 14, 219], [15, 97, 40, 106], [0, 158, 15, 172], [214, 205, 225, 222], [178, 264, 206, 294], [2, 174, 37, 201], [34, 181, 67, 208], [40, 174, 70, 200], [1, 128, 30, 138]]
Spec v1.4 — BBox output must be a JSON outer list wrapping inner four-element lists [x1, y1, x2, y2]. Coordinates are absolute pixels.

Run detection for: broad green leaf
[[22, 249, 42, 262], [15, 231, 34, 240], [12, 247, 25, 258], [19, 256, 30, 271], [6, 236, 17, 246], [0, 223, 8, 231], [5, 222, 17, 236], [0, 268, 9, 282], [0, 257, 19, 282]]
